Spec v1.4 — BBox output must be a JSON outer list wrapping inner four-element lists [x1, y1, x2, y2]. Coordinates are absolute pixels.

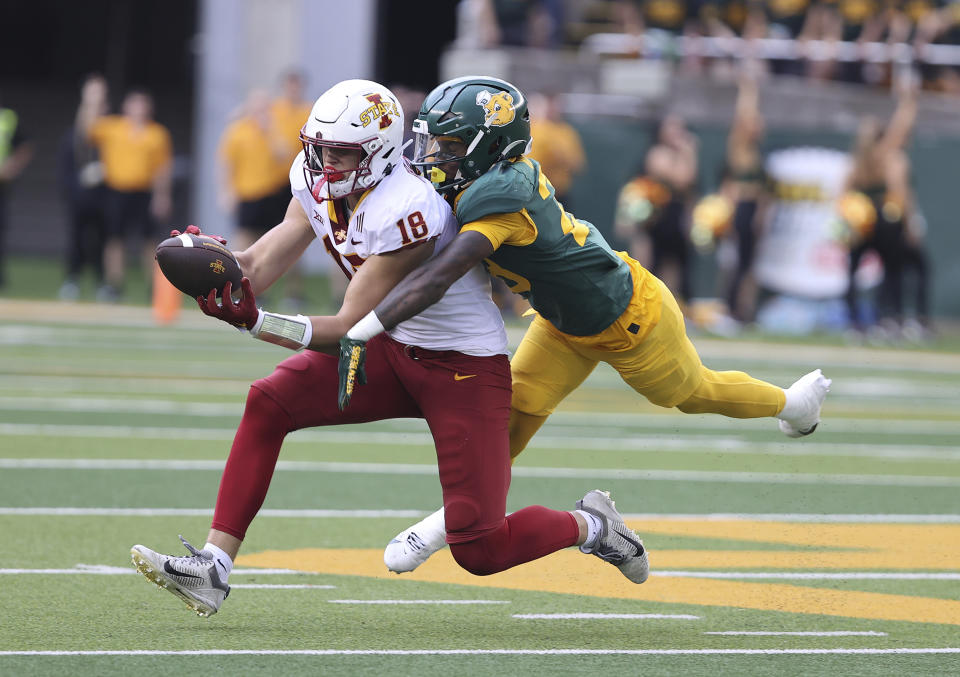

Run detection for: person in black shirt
[[58, 74, 109, 300], [0, 90, 34, 288]]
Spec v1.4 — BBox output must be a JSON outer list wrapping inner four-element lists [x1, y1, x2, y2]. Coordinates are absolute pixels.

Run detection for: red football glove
[[171, 224, 227, 246], [197, 278, 259, 328]]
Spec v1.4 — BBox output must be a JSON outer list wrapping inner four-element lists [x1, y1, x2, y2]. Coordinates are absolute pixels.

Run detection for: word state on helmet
[[300, 79, 404, 203]]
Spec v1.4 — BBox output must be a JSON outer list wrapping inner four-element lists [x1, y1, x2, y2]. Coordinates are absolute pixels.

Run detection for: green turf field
[[1, 298, 959, 676]]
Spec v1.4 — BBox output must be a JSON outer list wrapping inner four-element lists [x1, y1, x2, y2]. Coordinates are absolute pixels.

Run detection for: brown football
[[155, 233, 242, 299]]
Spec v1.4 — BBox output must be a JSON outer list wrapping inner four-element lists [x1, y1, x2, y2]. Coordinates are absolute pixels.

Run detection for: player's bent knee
[[444, 498, 481, 534], [242, 385, 294, 435], [449, 539, 500, 576]]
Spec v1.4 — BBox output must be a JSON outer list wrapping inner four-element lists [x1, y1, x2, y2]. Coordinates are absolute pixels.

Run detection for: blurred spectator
[[58, 74, 109, 301], [915, 2, 960, 94], [616, 0, 739, 73], [218, 89, 290, 252], [642, 115, 697, 305], [472, 0, 566, 48], [0, 90, 34, 289], [269, 71, 313, 310], [270, 69, 312, 164], [615, 115, 697, 306], [842, 85, 916, 337], [719, 75, 767, 322], [526, 91, 586, 207], [391, 84, 428, 159], [87, 89, 173, 302], [900, 204, 932, 340]]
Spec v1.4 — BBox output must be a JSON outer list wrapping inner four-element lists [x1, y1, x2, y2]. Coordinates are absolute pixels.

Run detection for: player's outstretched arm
[[337, 231, 493, 410], [203, 238, 438, 356], [234, 197, 316, 294], [311, 241, 436, 348], [375, 231, 494, 330]]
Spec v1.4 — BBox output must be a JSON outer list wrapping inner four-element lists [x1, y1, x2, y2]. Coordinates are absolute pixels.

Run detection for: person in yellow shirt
[[270, 70, 312, 164], [526, 92, 585, 206], [218, 89, 290, 251], [88, 90, 172, 302], [268, 71, 314, 308]]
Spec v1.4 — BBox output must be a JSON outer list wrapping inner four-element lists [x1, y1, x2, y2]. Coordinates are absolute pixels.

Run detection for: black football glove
[[338, 337, 368, 411]]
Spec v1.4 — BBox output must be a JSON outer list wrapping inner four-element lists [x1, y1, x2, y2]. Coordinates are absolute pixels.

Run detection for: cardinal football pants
[[211, 334, 578, 573]]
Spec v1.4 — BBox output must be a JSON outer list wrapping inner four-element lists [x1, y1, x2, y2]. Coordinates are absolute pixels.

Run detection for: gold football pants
[[508, 273, 785, 460]]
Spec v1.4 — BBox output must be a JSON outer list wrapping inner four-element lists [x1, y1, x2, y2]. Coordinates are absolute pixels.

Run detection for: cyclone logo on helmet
[[476, 90, 516, 127]]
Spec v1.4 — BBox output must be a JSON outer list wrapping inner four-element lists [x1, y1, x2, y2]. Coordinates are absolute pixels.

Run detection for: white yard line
[[2, 508, 959, 523], [0, 566, 311, 575], [657, 571, 960, 580], [4, 423, 960, 463], [4, 566, 957, 580], [1, 648, 958, 656], [0, 507, 426, 517], [5, 393, 960, 436], [547, 411, 960, 435], [703, 630, 887, 637], [328, 600, 510, 605], [2, 457, 958, 487], [512, 613, 700, 620], [4, 378, 960, 413]]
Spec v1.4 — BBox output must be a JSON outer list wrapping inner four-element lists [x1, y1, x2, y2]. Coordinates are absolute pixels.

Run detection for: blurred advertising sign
[[754, 147, 851, 299]]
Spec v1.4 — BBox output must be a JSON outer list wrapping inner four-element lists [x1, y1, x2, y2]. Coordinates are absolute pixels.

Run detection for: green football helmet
[[412, 76, 531, 193]]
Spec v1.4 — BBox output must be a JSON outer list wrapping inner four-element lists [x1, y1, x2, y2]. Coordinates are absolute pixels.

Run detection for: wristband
[[248, 309, 313, 351], [346, 310, 386, 341]]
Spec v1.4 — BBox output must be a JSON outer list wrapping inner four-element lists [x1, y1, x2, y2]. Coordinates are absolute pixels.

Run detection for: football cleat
[[383, 507, 448, 573], [130, 536, 230, 617], [778, 368, 832, 438], [577, 489, 649, 584]]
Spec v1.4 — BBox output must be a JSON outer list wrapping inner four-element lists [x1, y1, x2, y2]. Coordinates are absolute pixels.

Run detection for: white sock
[[777, 386, 801, 421], [577, 510, 603, 549], [204, 542, 234, 580]]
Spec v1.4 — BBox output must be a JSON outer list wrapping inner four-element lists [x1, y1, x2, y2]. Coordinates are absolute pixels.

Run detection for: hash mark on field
[[230, 584, 335, 590], [512, 613, 699, 620], [705, 631, 888, 636], [328, 600, 510, 605]]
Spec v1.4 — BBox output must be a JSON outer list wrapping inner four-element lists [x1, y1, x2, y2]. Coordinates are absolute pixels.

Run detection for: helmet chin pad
[[303, 143, 378, 202]]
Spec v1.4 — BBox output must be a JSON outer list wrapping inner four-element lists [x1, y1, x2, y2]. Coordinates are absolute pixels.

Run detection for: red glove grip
[[197, 278, 258, 328], [171, 224, 228, 245]]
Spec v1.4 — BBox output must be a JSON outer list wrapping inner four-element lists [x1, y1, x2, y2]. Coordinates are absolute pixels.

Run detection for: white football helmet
[[300, 79, 405, 203]]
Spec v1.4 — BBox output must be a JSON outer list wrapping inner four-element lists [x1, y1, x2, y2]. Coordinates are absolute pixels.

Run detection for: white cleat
[[130, 536, 230, 617], [577, 489, 649, 584], [384, 507, 448, 573], [778, 368, 832, 438]]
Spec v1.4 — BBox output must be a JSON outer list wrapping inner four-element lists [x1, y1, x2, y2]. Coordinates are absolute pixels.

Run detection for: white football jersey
[[290, 154, 507, 356]]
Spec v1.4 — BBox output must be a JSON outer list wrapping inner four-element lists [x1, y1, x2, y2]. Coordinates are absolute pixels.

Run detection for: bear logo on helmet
[[476, 90, 516, 127]]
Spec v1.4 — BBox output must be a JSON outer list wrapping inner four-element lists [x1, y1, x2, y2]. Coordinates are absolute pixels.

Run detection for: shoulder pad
[[456, 159, 538, 224], [289, 151, 307, 192]]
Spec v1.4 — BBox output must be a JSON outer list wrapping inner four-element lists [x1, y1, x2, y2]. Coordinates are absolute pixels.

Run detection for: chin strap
[[247, 309, 313, 351]]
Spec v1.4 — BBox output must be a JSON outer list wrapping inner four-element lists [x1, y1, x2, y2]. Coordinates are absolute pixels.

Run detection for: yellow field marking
[[632, 521, 960, 570], [237, 521, 960, 626]]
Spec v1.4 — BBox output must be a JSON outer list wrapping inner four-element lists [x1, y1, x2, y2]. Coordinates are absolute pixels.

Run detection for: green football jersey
[[455, 157, 633, 336]]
